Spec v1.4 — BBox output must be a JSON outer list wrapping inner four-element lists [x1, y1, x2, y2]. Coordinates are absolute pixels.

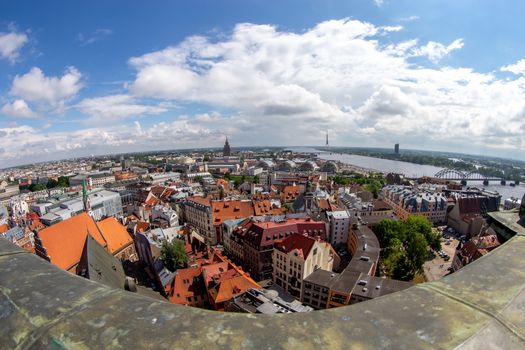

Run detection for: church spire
[[223, 136, 231, 156]]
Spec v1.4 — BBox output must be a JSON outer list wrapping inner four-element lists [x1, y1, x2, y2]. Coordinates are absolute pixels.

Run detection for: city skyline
[[2, 1, 525, 167]]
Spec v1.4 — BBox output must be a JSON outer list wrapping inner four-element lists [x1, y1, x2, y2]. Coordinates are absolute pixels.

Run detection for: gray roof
[[78, 235, 126, 290], [2, 226, 24, 242], [304, 269, 340, 288], [351, 275, 413, 299]]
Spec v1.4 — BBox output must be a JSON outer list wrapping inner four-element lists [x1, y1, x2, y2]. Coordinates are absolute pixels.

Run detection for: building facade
[[326, 210, 350, 247], [272, 234, 335, 299], [231, 217, 328, 281], [381, 185, 447, 225]]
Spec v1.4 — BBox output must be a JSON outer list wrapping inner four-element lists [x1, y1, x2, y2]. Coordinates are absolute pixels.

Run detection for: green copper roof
[[1, 232, 525, 349]]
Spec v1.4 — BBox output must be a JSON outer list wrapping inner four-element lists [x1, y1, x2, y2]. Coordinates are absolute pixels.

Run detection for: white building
[[69, 172, 115, 188], [148, 172, 181, 185], [247, 167, 264, 176], [151, 205, 179, 227], [40, 190, 123, 226], [326, 211, 350, 247], [504, 197, 522, 210], [272, 234, 335, 300], [8, 195, 30, 221]]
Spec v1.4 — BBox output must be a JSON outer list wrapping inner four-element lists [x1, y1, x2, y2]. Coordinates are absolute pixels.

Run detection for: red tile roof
[[274, 233, 317, 259], [96, 217, 134, 254], [151, 186, 175, 201], [37, 213, 107, 271], [135, 221, 150, 233], [253, 200, 286, 216], [211, 200, 254, 225], [282, 185, 301, 202], [188, 195, 212, 207], [202, 261, 260, 306], [144, 195, 160, 207], [216, 178, 230, 193], [36, 213, 133, 272], [168, 267, 204, 305], [235, 218, 327, 248], [317, 198, 331, 210]]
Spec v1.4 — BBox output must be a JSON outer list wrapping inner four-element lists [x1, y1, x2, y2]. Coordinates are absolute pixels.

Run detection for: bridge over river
[[410, 168, 507, 185]]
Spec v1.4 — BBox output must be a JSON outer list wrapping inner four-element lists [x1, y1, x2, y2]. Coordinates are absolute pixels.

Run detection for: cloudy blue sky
[[1, 0, 525, 167]]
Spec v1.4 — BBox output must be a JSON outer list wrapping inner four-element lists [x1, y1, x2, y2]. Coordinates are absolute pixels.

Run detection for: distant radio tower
[[325, 131, 329, 147]]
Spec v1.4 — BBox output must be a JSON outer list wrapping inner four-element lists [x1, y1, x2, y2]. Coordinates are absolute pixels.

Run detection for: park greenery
[[374, 216, 441, 281], [23, 176, 70, 192], [329, 172, 385, 198], [223, 172, 259, 187], [160, 239, 188, 272]]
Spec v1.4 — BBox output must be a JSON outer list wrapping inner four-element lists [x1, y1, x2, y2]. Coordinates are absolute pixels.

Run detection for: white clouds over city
[[2, 18, 525, 166]]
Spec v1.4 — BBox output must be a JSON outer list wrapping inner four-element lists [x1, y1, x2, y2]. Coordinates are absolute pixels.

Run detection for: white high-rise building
[[326, 211, 350, 247]]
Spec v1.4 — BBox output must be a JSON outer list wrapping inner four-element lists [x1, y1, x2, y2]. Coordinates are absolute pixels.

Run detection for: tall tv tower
[[325, 131, 329, 147]]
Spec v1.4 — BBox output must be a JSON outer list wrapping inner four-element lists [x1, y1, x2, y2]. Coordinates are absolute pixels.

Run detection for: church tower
[[223, 137, 231, 156]]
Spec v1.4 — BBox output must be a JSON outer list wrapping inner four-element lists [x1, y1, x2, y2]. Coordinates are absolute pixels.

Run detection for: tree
[[364, 179, 382, 199], [375, 217, 434, 281], [374, 219, 404, 248], [28, 183, 46, 192], [223, 172, 232, 180], [57, 176, 70, 187], [46, 179, 58, 189], [406, 216, 441, 252], [253, 175, 260, 184], [160, 239, 188, 272]]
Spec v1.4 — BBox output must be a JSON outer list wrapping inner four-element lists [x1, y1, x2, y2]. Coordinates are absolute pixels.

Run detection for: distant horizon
[[2, 144, 524, 171]]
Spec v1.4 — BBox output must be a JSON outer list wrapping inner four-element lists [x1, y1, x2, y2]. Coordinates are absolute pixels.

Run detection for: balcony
[[1, 232, 525, 349]]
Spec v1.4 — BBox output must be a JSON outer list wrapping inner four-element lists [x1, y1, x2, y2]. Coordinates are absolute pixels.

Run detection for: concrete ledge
[[1, 235, 525, 349]]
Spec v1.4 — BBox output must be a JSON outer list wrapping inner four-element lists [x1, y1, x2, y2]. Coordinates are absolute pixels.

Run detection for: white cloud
[[10, 67, 82, 109], [77, 94, 167, 123], [410, 39, 464, 63], [373, 0, 385, 7], [76, 28, 113, 46], [0, 118, 222, 167], [1, 99, 37, 118], [0, 28, 28, 62], [399, 16, 420, 22], [124, 19, 524, 155], [501, 59, 525, 75], [3, 18, 525, 166]]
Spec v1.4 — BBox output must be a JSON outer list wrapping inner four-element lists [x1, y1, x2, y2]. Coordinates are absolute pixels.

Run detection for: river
[[287, 147, 525, 200]]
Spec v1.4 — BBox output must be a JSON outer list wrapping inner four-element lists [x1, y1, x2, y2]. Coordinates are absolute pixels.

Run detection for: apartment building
[[231, 217, 328, 280], [326, 210, 350, 247], [381, 185, 447, 225], [272, 233, 335, 299]]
